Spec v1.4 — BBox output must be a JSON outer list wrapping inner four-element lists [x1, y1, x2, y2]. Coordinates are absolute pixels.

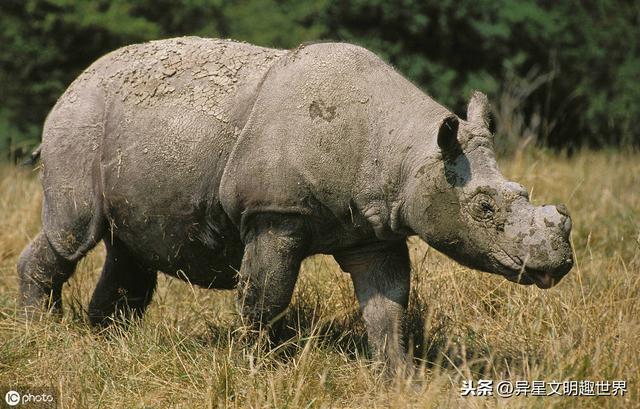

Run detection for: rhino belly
[[100, 103, 243, 288], [107, 195, 243, 289]]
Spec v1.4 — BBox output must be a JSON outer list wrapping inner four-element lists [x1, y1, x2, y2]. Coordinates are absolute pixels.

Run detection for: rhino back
[[220, 42, 451, 250], [42, 37, 285, 282]]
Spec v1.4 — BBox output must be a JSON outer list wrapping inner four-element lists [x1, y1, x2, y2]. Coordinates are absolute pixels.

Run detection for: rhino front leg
[[237, 214, 309, 332], [335, 241, 411, 373]]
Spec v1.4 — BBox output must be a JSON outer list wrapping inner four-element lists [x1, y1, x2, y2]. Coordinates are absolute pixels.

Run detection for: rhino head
[[403, 92, 573, 288]]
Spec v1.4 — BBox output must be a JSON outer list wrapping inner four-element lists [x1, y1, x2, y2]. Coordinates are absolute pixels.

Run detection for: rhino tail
[[21, 144, 42, 167]]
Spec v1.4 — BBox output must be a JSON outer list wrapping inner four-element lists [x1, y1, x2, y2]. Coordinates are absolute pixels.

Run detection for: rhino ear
[[467, 91, 490, 128], [437, 115, 460, 157]]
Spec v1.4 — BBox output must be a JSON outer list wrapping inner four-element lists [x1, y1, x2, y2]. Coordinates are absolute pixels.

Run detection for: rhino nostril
[[553, 256, 574, 277]]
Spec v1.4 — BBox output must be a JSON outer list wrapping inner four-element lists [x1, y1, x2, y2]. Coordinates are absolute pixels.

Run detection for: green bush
[[1, 0, 638, 156]]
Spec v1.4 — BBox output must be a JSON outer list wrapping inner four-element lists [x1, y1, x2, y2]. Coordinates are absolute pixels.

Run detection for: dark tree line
[[1, 0, 639, 158]]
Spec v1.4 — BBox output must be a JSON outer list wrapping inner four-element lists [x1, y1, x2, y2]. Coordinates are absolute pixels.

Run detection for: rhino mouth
[[492, 248, 558, 288]]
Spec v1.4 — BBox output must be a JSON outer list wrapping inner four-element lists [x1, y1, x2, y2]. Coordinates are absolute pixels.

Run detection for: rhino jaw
[[502, 262, 573, 289]]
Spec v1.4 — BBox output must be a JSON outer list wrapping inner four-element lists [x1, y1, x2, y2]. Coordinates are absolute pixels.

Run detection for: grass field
[[0, 149, 638, 408]]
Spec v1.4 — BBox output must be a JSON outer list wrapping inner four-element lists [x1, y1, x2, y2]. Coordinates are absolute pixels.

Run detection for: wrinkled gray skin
[[18, 37, 573, 371]]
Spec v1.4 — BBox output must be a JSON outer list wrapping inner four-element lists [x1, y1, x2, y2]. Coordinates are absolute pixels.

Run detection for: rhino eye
[[470, 194, 496, 221]]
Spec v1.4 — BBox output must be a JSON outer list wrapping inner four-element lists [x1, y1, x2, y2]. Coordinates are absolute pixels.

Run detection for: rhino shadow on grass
[[195, 294, 495, 376]]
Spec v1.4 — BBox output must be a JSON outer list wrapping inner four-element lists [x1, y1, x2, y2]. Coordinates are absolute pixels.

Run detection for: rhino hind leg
[[335, 241, 411, 374], [18, 231, 77, 315], [88, 238, 157, 327]]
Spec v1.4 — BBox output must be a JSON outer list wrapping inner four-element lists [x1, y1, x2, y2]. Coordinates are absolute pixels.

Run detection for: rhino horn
[[467, 90, 490, 128]]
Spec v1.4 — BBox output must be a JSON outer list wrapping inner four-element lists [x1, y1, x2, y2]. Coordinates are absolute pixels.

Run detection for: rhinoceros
[[18, 37, 573, 367]]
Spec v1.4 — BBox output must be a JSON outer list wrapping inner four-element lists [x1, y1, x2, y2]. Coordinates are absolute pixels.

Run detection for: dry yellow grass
[[0, 149, 638, 408]]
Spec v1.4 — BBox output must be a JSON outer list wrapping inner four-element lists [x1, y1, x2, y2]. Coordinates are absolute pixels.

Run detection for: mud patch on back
[[309, 100, 337, 122], [98, 37, 285, 123]]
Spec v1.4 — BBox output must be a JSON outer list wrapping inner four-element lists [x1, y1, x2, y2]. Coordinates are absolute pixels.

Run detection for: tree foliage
[[1, 0, 638, 157]]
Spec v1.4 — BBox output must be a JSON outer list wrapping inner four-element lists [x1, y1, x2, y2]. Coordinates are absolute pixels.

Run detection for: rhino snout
[[521, 204, 573, 288]]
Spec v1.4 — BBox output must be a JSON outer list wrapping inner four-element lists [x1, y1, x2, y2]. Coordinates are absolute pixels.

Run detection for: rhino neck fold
[[353, 99, 454, 240]]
